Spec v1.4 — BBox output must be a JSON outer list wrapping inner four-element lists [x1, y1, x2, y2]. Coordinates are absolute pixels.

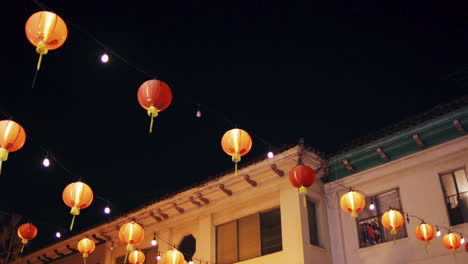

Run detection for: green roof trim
[[327, 104, 468, 182]]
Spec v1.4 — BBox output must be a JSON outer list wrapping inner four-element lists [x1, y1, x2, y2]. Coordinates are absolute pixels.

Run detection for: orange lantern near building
[[137, 79, 173, 133], [340, 190, 365, 218], [25, 11, 68, 70], [0, 120, 26, 174], [415, 222, 435, 244], [62, 181, 94, 230], [128, 250, 145, 264], [288, 164, 316, 195], [17, 223, 38, 253], [161, 249, 185, 264], [381, 209, 404, 235], [442, 232, 461, 253], [119, 220, 144, 261], [77, 237, 95, 264], [221, 128, 252, 176]]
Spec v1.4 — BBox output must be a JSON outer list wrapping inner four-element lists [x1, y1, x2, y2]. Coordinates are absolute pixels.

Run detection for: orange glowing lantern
[[17, 223, 37, 253], [442, 232, 461, 253], [340, 190, 365, 218], [77, 237, 95, 264], [129, 250, 145, 264], [25, 11, 68, 70], [221, 128, 252, 176], [381, 209, 404, 235], [415, 222, 435, 244], [62, 181, 94, 230], [0, 120, 26, 174], [119, 221, 144, 261], [288, 164, 316, 195], [137, 79, 173, 133], [161, 249, 185, 264]]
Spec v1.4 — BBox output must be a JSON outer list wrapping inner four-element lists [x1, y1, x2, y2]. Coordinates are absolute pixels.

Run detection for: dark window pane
[[260, 208, 282, 255], [307, 200, 319, 246]]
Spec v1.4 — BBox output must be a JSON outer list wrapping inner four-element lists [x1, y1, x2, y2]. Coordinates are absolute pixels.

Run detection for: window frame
[[355, 188, 407, 248], [215, 207, 282, 263], [439, 167, 468, 226]]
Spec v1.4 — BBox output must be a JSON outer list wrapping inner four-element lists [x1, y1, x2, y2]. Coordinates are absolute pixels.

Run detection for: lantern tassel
[[424, 244, 428, 256], [123, 251, 128, 264], [70, 214, 76, 231], [20, 244, 25, 253], [0, 160, 2, 175], [147, 107, 159, 134], [235, 161, 238, 176], [37, 53, 44, 71], [35, 43, 48, 71]]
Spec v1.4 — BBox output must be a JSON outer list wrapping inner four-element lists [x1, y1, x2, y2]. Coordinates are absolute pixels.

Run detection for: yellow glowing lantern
[[221, 128, 252, 175], [381, 209, 404, 235], [77, 238, 95, 264], [62, 181, 94, 230], [161, 249, 185, 264], [442, 232, 461, 253], [128, 250, 145, 264], [340, 190, 365, 218]]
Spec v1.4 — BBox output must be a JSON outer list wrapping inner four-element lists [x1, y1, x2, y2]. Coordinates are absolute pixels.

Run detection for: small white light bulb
[[188, 261, 193, 264], [101, 53, 109, 63], [369, 203, 375, 211], [104, 206, 111, 215], [42, 157, 50, 167], [156, 255, 161, 261], [267, 151, 274, 159], [436, 230, 441, 237], [461, 237, 465, 244], [151, 239, 157, 246], [55, 232, 61, 238], [196, 110, 201, 118]]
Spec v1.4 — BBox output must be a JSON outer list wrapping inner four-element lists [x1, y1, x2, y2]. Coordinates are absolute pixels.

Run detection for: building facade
[[15, 104, 468, 264]]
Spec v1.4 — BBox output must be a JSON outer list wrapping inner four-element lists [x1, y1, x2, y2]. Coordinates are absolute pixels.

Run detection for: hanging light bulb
[[156, 254, 161, 261], [42, 156, 50, 167], [151, 232, 157, 246], [436, 225, 441, 237], [369, 198, 375, 211], [461, 235, 465, 244], [104, 206, 111, 215], [110, 241, 114, 251], [267, 151, 274, 159], [188, 261, 193, 264], [100, 53, 109, 63], [196, 104, 202, 118], [55, 232, 61, 239]]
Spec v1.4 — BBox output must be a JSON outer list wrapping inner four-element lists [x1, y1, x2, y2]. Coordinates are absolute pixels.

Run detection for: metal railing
[[446, 191, 468, 226]]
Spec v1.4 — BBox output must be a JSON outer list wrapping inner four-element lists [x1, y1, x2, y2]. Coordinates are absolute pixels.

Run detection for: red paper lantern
[[62, 181, 94, 230], [465, 241, 468, 252], [25, 11, 68, 70], [161, 249, 185, 264], [17, 223, 38, 253], [77, 237, 95, 263], [0, 120, 26, 174], [137, 80, 173, 133], [288, 164, 316, 194]]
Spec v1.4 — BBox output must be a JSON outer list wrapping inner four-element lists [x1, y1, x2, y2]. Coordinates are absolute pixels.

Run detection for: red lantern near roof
[[0, 120, 26, 174], [17, 223, 38, 253], [288, 164, 316, 195], [465, 240, 468, 252], [62, 181, 94, 230], [137, 79, 173, 133], [25, 11, 68, 70]]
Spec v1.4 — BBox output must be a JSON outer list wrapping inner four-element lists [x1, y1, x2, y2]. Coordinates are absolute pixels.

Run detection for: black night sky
[[1, 0, 467, 253]]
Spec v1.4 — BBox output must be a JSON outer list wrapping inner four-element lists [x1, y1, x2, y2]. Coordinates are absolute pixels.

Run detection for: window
[[440, 168, 468, 226], [306, 199, 319, 247], [357, 189, 407, 248], [216, 208, 282, 264]]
